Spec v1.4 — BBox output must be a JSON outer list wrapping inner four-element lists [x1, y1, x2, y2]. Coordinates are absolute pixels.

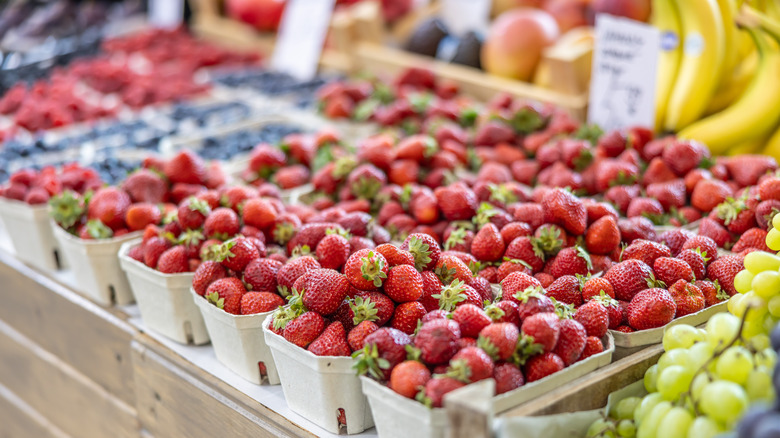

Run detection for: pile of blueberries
[[736, 323, 780, 437], [194, 122, 304, 161], [212, 69, 335, 108], [167, 101, 253, 132]]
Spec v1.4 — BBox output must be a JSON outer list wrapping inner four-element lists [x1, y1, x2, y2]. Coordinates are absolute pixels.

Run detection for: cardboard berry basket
[[610, 301, 727, 348], [191, 288, 280, 385], [0, 197, 64, 271], [51, 223, 140, 306], [118, 239, 209, 345], [262, 317, 374, 435], [361, 333, 614, 438]]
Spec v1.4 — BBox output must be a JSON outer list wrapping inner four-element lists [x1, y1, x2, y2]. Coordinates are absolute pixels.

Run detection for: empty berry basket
[[0, 198, 64, 270]]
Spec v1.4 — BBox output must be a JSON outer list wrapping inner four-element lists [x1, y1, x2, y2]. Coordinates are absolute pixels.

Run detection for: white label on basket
[[148, 0, 184, 29], [588, 14, 659, 132], [271, 0, 335, 81], [441, 0, 490, 36]]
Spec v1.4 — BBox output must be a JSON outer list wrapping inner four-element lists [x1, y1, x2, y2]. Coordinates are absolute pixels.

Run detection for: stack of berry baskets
[[0, 164, 104, 271]]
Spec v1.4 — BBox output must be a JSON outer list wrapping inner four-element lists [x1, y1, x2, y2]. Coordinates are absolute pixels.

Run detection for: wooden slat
[[131, 336, 315, 438], [0, 320, 139, 438], [0, 249, 138, 405], [0, 382, 72, 438]]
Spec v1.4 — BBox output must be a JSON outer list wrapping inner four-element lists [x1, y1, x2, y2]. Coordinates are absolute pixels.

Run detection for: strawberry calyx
[[86, 219, 113, 239], [692, 247, 711, 263], [443, 359, 473, 384], [205, 291, 226, 309], [513, 286, 546, 304], [326, 227, 352, 239], [49, 190, 84, 230], [476, 336, 501, 361], [187, 196, 211, 216], [503, 257, 532, 270], [513, 335, 544, 366], [714, 280, 730, 301], [592, 291, 618, 309], [573, 123, 604, 146], [351, 176, 383, 200], [162, 209, 178, 225], [646, 272, 666, 289], [332, 156, 358, 180], [483, 302, 506, 322], [575, 273, 591, 289], [473, 202, 498, 227], [360, 251, 388, 287], [214, 239, 237, 263], [349, 296, 379, 325], [550, 297, 575, 319], [273, 222, 296, 245], [352, 343, 392, 379], [433, 279, 468, 311], [178, 229, 205, 247], [488, 183, 518, 205], [415, 387, 434, 409], [405, 344, 422, 361], [510, 107, 546, 135], [200, 241, 222, 261], [406, 236, 433, 271], [715, 193, 749, 226], [435, 262, 458, 285], [444, 227, 468, 251], [531, 227, 563, 259], [290, 245, 312, 258], [575, 246, 593, 271], [468, 261, 483, 276]]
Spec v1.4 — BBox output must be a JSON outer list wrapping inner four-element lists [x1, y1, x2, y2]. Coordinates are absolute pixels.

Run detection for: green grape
[[764, 314, 779, 333], [746, 368, 774, 402], [752, 270, 780, 299], [687, 416, 724, 438], [772, 212, 780, 230], [715, 346, 754, 384], [586, 418, 616, 438], [616, 419, 636, 438], [614, 397, 642, 421], [748, 334, 772, 352], [636, 401, 672, 438], [644, 364, 659, 393], [744, 250, 780, 274], [690, 373, 711, 402], [728, 293, 743, 315], [767, 226, 780, 251], [657, 365, 693, 401], [688, 342, 715, 370], [743, 293, 768, 322], [634, 393, 663, 424], [656, 407, 693, 438], [699, 380, 749, 426], [705, 313, 740, 349], [663, 325, 701, 351], [734, 269, 756, 294], [768, 295, 780, 317], [743, 319, 767, 339], [755, 347, 777, 368], [657, 349, 691, 372]]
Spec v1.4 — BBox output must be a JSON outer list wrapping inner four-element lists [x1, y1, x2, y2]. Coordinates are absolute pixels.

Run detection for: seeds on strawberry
[[389, 360, 432, 399], [384, 265, 424, 303], [344, 249, 389, 290], [240, 292, 284, 315]]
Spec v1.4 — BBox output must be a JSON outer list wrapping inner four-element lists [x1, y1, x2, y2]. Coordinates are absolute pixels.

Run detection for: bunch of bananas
[[652, 0, 780, 158]]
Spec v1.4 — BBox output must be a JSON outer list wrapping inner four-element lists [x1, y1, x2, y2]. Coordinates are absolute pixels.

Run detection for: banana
[[663, 0, 726, 132], [765, 0, 780, 21], [705, 48, 758, 114], [716, 0, 739, 87], [763, 122, 780, 160], [651, 0, 683, 132], [678, 28, 780, 155], [727, 134, 769, 155]]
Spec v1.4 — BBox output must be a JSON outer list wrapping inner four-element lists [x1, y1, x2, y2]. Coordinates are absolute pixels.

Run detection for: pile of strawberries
[[48, 149, 225, 241], [0, 163, 103, 205]]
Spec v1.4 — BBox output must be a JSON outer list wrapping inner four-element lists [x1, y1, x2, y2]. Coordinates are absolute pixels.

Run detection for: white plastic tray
[[0, 198, 63, 271]]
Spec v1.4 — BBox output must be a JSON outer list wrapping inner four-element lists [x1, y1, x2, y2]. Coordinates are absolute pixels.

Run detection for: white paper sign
[[148, 0, 184, 29], [271, 0, 335, 81], [588, 14, 660, 131], [441, 0, 490, 36]]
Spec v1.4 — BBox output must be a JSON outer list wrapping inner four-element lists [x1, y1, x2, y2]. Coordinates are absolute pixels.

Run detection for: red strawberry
[[177, 197, 210, 230], [434, 185, 478, 221], [204, 207, 240, 240], [668, 280, 705, 317], [469, 275, 493, 303], [449, 346, 495, 383], [661, 140, 707, 176], [541, 188, 587, 236], [144, 236, 172, 268], [677, 249, 707, 280], [706, 255, 744, 296], [698, 218, 731, 248], [217, 237, 259, 272], [205, 277, 246, 314], [606, 185, 641, 214], [477, 322, 520, 361], [241, 198, 277, 230], [283, 311, 326, 348], [125, 203, 162, 232], [435, 254, 473, 284], [595, 160, 639, 193], [400, 233, 442, 271], [627, 288, 676, 330], [549, 247, 591, 278], [301, 269, 349, 315], [626, 197, 664, 219], [579, 336, 604, 361], [604, 259, 654, 301], [694, 280, 726, 307], [276, 255, 321, 292], [658, 229, 695, 256], [390, 301, 427, 335], [374, 243, 415, 267], [355, 291, 395, 326], [754, 200, 780, 229], [691, 179, 732, 212], [493, 362, 525, 394], [344, 249, 388, 290], [421, 377, 466, 408], [414, 319, 461, 365], [484, 301, 521, 326], [724, 155, 777, 187], [307, 321, 351, 356], [733, 228, 771, 253], [287, 223, 340, 254], [348, 321, 379, 352], [545, 275, 583, 306], [435, 279, 483, 311], [470, 223, 505, 262], [314, 234, 350, 270], [574, 300, 608, 338], [500, 222, 533, 244], [389, 360, 432, 399], [240, 292, 284, 314], [384, 264, 424, 303], [585, 216, 620, 255], [128, 245, 145, 263], [506, 285, 555, 321], [121, 169, 168, 204], [504, 237, 545, 273], [582, 277, 615, 301], [157, 246, 189, 273], [243, 258, 282, 292], [88, 187, 131, 231], [419, 271, 444, 312], [521, 312, 560, 353], [617, 216, 657, 242], [552, 319, 587, 366], [524, 352, 564, 382], [164, 149, 206, 185], [453, 304, 492, 338], [653, 257, 694, 286], [646, 179, 686, 211], [512, 203, 545, 230]]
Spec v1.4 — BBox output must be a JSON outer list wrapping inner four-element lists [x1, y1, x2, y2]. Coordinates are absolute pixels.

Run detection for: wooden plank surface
[[0, 382, 72, 438], [0, 249, 138, 405], [0, 319, 140, 438], [131, 336, 315, 438]]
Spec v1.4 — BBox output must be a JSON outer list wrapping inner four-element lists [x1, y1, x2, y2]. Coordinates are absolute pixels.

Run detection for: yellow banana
[[728, 134, 769, 155], [663, 0, 726, 132], [651, 0, 683, 132], [737, 26, 756, 59], [763, 123, 780, 160], [765, 0, 780, 21], [678, 28, 780, 155], [716, 0, 739, 87], [705, 49, 758, 114]]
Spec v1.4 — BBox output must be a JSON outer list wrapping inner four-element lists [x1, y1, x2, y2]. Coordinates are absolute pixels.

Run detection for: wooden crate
[[0, 249, 138, 406], [446, 344, 664, 438]]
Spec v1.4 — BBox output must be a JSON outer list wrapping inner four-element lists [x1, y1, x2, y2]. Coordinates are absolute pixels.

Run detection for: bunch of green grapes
[[585, 223, 780, 438]]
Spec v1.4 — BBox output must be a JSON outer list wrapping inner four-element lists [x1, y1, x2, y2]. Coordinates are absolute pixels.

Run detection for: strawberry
[[401, 233, 441, 271], [276, 255, 321, 292], [355, 291, 395, 326], [595, 160, 639, 193], [125, 203, 161, 231], [706, 255, 744, 296], [521, 312, 560, 353], [668, 280, 705, 317], [724, 155, 777, 187], [477, 322, 520, 361], [660, 140, 706, 176], [389, 360, 432, 399], [691, 179, 732, 212], [585, 216, 620, 256], [545, 276, 582, 306], [372, 244, 413, 269], [449, 346, 495, 383], [354, 327, 413, 379], [164, 149, 206, 185], [443, 227, 474, 253], [582, 277, 614, 301], [733, 228, 771, 253], [243, 258, 282, 292], [283, 311, 326, 348], [203, 207, 240, 240], [541, 188, 587, 236], [493, 362, 525, 394], [434, 279, 483, 310], [307, 321, 351, 356], [301, 269, 350, 315], [205, 277, 246, 314], [313, 233, 349, 270], [175, 197, 209, 231], [604, 259, 654, 301], [435, 254, 473, 284], [677, 249, 707, 280], [156, 246, 189, 273], [497, 260, 531, 282], [420, 377, 466, 408], [754, 200, 780, 229], [605, 185, 641, 214], [240, 292, 284, 314], [501, 271, 542, 299], [614, 325, 634, 334], [503, 237, 545, 273], [552, 319, 587, 366], [507, 285, 556, 321], [419, 271, 445, 312], [453, 304, 492, 338], [216, 237, 259, 272], [122, 169, 167, 204], [390, 301, 427, 334], [348, 321, 379, 352], [128, 245, 145, 263], [574, 300, 608, 338], [620, 239, 672, 267], [344, 249, 389, 290], [512, 203, 545, 230], [627, 288, 676, 330], [144, 236, 172, 268], [500, 222, 533, 244], [694, 280, 726, 307], [658, 229, 695, 256], [469, 275, 493, 302], [524, 352, 564, 382], [485, 301, 521, 326], [579, 336, 604, 361], [549, 247, 591, 278], [469, 223, 505, 262], [617, 216, 657, 242], [88, 187, 131, 231], [414, 319, 461, 365], [590, 255, 614, 274], [698, 218, 731, 248], [653, 257, 694, 286], [646, 179, 686, 212]]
